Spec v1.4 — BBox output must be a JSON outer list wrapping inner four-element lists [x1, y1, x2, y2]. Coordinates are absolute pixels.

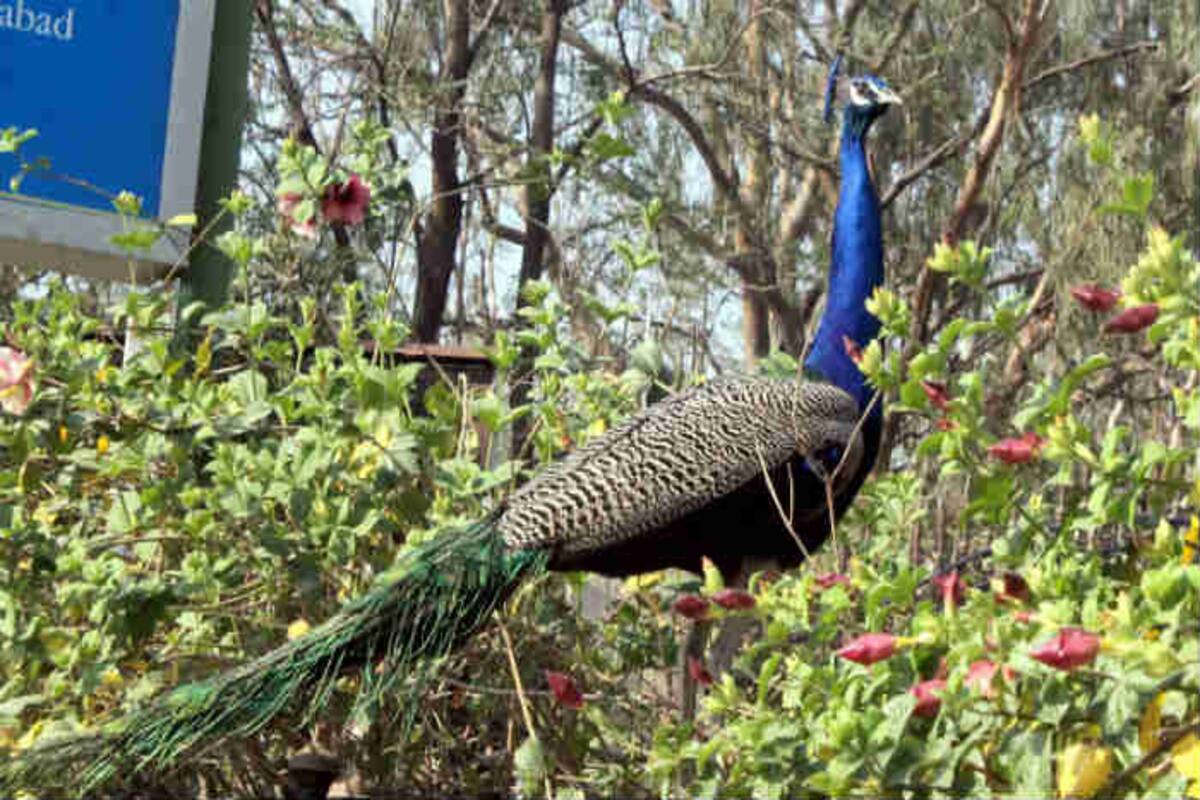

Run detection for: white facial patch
[[848, 81, 873, 107]]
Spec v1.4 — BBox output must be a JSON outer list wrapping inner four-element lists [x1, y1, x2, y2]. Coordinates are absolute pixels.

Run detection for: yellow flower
[[100, 667, 123, 688], [1057, 742, 1112, 798], [96, 435, 110, 455], [1174, 735, 1200, 783], [287, 619, 311, 640], [1077, 113, 1101, 143], [1183, 516, 1199, 566], [624, 571, 664, 593], [58, 425, 68, 445]]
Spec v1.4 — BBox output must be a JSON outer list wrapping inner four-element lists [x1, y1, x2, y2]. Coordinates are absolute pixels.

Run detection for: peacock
[[1, 62, 901, 793]]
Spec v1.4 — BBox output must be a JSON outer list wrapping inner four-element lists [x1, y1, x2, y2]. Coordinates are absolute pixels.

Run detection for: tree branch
[[257, 0, 353, 251], [1024, 40, 1159, 91], [909, 0, 1046, 347], [559, 27, 761, 246]]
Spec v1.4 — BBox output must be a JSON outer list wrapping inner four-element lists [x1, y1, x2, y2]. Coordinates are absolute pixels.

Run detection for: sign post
[[179, 0, 253, 312], [0, 0, 248, 305]]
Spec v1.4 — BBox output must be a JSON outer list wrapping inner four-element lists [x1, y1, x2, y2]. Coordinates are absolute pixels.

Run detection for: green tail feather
[[3, 515, 548, 795]]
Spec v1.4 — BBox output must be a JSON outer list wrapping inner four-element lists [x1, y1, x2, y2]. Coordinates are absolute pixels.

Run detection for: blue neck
[[803, 113, 885, 418]]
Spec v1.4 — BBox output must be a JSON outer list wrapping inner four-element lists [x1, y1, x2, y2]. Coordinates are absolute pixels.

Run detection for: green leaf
[[514, 736, 549, 792], [105, 490, 143, 534], [109, 228, 162, 252], [587, 132, 636, 160]]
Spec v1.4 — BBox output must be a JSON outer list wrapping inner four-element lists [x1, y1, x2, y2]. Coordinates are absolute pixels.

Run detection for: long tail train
[[2, 515, 549, 794]]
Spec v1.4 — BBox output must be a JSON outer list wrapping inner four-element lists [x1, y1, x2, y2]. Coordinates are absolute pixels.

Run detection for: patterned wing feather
[[497, 377, 864, 557]]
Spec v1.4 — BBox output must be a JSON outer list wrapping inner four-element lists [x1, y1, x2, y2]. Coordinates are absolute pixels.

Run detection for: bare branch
[[466, 0, 506, 67], [982, 0, 1016, 43], [256, 0, 353, 251], [1168, 73, 1200, 105], [871, 0, 919, 73], [558, 27, 760, 244], [1024, 40, 1159, 91], [880, 131, 970, 209]]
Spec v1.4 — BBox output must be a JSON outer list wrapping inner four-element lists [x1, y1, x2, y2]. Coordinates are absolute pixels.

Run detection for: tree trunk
[[736, 2, 772, 365], [518, 0, 565, 292], [412, 0, 470, 343], [511, 0, 567, 457]]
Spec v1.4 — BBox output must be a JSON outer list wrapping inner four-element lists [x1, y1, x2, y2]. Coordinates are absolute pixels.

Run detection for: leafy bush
[[1, 120, 1197, 798]]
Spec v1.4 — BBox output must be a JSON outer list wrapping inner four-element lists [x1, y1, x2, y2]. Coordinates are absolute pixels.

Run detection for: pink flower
[[0, 347, 34, 415], [965, 660, 1017, 699], [687, 656, 714, 687], [321, 174, 371, 225], [1030, 627, 1101, 671], [277, 192, 318, 239], [836, 633, 898, 665], [1070, 284, 1121, 312], [545, 670, 584, 709], [814, 573, 852, 591], [911, 679, 947, 718], [673, 594, 710, 620], [1103, 303, 1159, 334], [711, 588, 756, 611], [1012, 609, 1036, 624], [921, 380, 950, 412], [932, 571, 968, 608], [989, 432, 1044, 464]]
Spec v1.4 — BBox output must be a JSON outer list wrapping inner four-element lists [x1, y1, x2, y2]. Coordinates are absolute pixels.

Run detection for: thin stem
[[755, 444, 812, 562], [497, 619, 553, 800]]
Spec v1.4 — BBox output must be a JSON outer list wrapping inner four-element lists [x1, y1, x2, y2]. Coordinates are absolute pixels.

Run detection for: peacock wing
[[496, 376, 865, 558]]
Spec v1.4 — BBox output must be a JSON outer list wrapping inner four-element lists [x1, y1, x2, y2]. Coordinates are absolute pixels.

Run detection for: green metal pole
[[178, 0, 253, 317]]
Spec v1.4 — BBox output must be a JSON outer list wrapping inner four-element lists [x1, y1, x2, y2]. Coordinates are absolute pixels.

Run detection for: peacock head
[[823, 55, 902, 136], [845, 75, 903, 123]]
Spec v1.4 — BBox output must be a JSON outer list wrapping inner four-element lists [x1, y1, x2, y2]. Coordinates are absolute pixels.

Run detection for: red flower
[[321, 174, 372, 225], [932, 571, 968, 608], [965, 660, 1017, 699], [545, 670, 585, 709], [993, 571, 1031, 604], [1030, 627, 1101, 671], [711, 588, 756, 611], [673, 594, 710, 620], [687, 656, 714, 687], [836, 633, 898, 665], [1103, 303, 1159, 334], [1070, 284, 1121, 312], [935, 417, 957, 432], [842, 335, 863, 365], [814, 573, 852, 591], [0, 347, 35, 415], [1013, 609, 1036, 624], [911, 679, 947, 718], [921, 380, 950, 411], [277, 192, 318, 239], [989, 432, 1044, 464]]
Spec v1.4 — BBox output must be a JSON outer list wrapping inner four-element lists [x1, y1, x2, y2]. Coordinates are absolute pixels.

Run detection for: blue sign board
[[0, 1, 215, 281], [1, 1, 182, 216]]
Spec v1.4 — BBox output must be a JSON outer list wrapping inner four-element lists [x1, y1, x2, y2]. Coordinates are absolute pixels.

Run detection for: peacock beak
[[876, 87, 904, 106]]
